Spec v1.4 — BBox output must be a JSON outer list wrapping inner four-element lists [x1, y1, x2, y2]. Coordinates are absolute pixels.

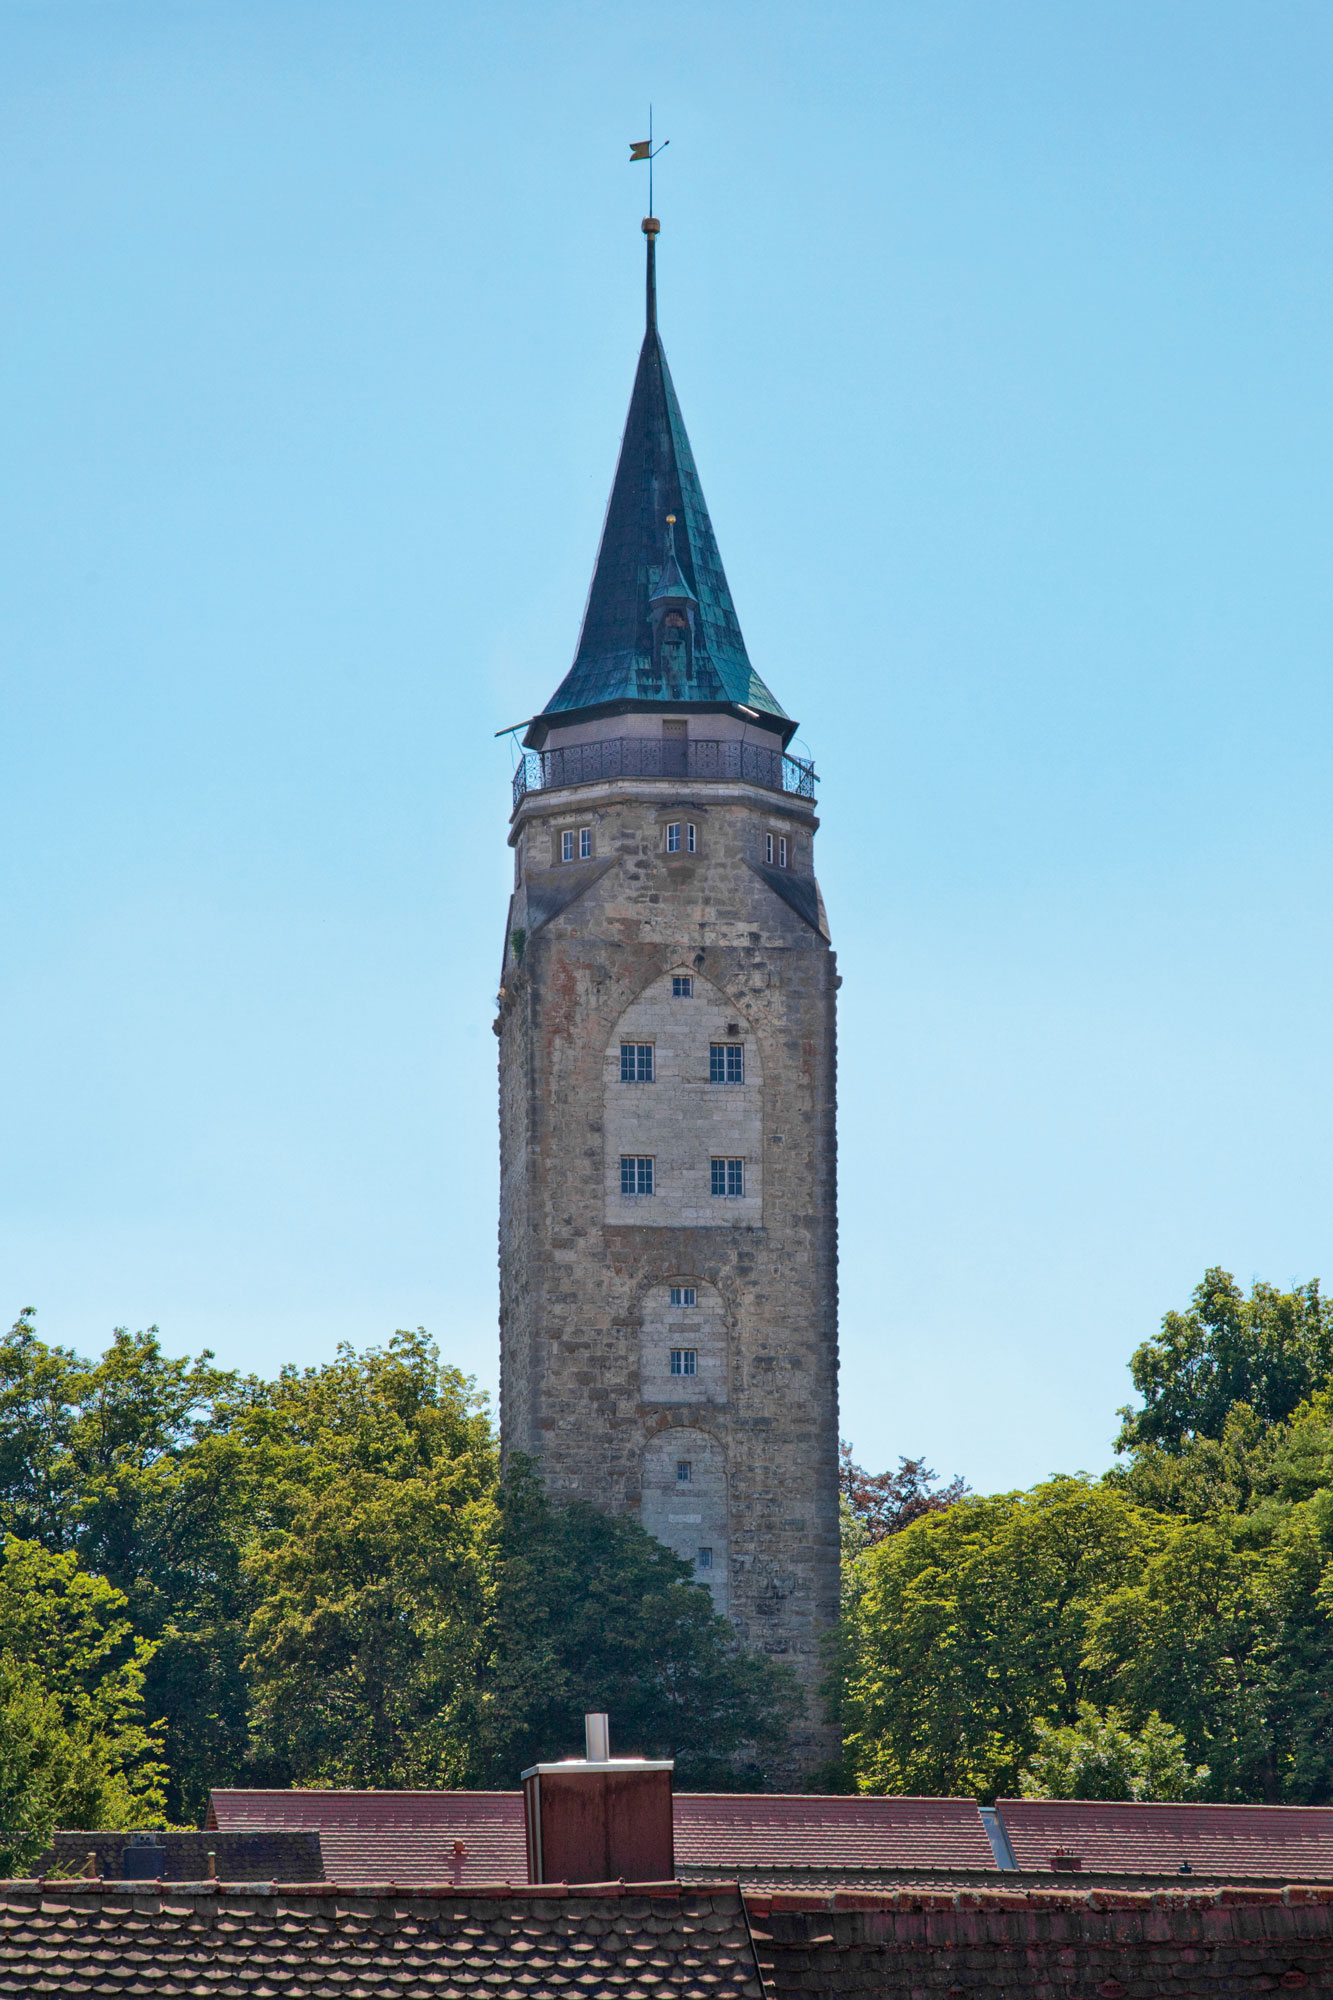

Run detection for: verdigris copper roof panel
[[541, 238, 787, 727]]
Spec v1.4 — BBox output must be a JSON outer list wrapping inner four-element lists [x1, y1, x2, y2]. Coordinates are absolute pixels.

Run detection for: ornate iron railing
[[511, 737, 816, 811]]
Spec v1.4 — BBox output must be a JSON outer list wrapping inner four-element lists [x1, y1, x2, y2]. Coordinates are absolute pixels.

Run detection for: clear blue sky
[[3, 1, 1330, 1493]]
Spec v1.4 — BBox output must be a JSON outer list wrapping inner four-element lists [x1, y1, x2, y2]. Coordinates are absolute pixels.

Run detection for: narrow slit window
[[669, 1286, 697, 1308], [620, 1156, 654, 1197], [561, 830, 575, 863], [579, 827, 592, 860], [669, 1348, 697, 1377], [686, 823, 696, 854], [620, 1043, 654, 1083], [710, 1043, 744, 1085], [778, 835, 788, 867], [676, 1460, 692, 1483], [711, 1158, 745, 1198], [764, 833, 774, 864], [672, 975, 693, 998], [666, 822, 681, 853]]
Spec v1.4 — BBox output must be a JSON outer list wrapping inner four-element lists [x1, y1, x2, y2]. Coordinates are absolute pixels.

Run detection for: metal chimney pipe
[[584, 1712, 610, 1762]]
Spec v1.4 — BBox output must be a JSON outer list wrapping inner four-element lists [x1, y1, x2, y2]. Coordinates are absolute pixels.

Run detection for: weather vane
[[629, 107, 669, 218]]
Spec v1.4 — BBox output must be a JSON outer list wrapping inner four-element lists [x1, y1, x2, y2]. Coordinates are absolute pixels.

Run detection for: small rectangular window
[[620, 1043, 654, 1083], [710, 1044, 744, 1085], [620, 1156, 654, 1197], [666, 822, 681, 853], [669, 1286, 697, 1308], [778, 835, 788, 867], [697, 1547, 713, 1570], [672, 975, 693, 998], [711, 1157, 745, 1198], [670, 1348, 697, 1376], [562, 830, 575, 863], [579, 827, 592, 860], [764, 833, 774, 864], [686, 823, 696, 854], [676, 1460, 692, 1483]]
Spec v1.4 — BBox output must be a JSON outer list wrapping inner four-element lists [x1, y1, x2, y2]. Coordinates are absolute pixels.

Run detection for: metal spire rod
[[629, 107, 669, 218]]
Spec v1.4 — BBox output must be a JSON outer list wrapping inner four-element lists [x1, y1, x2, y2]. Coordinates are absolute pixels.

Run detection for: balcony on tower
[[511, 730, 816, 811]]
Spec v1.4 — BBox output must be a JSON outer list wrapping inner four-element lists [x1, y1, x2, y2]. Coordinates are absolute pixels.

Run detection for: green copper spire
[[534, 220, 791, 740]]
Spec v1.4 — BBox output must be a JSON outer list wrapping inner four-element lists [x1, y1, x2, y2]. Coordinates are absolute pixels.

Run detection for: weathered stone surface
[[497, 761, 839, 1778]]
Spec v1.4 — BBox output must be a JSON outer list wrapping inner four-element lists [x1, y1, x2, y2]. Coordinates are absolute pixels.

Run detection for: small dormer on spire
[[648, 513, 697, 698]]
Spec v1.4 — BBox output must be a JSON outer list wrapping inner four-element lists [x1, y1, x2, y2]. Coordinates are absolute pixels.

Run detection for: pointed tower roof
[[531, 220, 793, 745]]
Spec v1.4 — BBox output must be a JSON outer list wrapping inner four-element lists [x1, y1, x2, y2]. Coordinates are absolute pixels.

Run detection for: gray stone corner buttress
[[495, 218, 839, 1782]]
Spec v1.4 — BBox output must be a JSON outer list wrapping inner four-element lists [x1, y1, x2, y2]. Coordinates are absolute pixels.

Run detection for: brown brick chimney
[[522, 1714, 674, 1885]]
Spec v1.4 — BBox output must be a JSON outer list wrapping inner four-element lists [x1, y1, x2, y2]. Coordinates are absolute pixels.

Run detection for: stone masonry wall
[[496, 773, 839, 1778]]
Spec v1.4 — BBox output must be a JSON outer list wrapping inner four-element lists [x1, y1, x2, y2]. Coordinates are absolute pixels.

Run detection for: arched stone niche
[[604, 969, 763, 1227], [640, 1426, 728, 1613], [638, 1276, 728, 1406]]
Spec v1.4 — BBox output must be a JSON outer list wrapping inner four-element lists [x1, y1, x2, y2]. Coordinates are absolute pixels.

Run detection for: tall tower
[[497, 218, 838, 1773]]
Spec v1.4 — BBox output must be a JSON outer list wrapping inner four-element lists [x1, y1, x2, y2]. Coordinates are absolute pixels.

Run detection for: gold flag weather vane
[[630, 107, 669, 217]]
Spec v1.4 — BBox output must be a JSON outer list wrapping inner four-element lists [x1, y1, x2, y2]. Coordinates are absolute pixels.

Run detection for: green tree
[[1018, 1702, 1207, 1802], [242, 1333, 498, 1788], [1116, 1269, 1333, 1456], [839, 1477, 1157, 1800], [475, 1462, 802, 1788], [0, 1311, 256, 1823], [0, 1537, 166, 1869]]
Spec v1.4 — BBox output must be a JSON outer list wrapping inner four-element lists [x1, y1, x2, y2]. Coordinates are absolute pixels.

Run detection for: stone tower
[[496, 218, 838, 1773]]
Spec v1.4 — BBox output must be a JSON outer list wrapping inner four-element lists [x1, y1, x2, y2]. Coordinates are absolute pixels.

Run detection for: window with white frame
[[697, 1547, 713, 1570], [672, 975, 693, 998], [669, 1285, 697, 1308], [711, 1157, 745, 1198], [778, 835, 788, 867], [676, 1460, 692, 1483], [710, 1043, 744, 1085], [764, 833, 774, 863], [669, 1348, 697, 1376], [620, 1043, 654, 1083], [666, 822, 681, 853], [580, 827, 592, 860], [620, 1156, 654, 1196], [686, 823, 697, 853], [562, 830, 575, 862]]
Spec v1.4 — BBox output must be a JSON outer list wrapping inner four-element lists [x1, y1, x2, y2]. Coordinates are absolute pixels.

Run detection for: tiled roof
[[675, 1793, 997, 1873], [997, 1797, 1333, 1878], [209, 1789, 997, 1884], [7, 1878, 1333, 2000], [207, 1790, 527, 1886], [0, 1880, 763, 2000], [746, 1883, 1333, 1998]]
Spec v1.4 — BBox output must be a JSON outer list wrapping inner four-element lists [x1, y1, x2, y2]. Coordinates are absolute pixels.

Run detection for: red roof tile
[[208, 1789, 527, 1885], [997, 1798, 1333, 1878], [209, 1788, 996, 1883], [674, 1793, 997, 1871], [0, 1881, 764, 1999]]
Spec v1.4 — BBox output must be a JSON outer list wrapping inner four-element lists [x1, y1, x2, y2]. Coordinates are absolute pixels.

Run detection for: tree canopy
[[0, 1314, 801, 1825], [838, 1267, 1333, 1805]]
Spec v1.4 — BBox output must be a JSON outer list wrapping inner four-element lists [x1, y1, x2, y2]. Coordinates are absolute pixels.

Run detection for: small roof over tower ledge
[[527, 219, 794, 749]]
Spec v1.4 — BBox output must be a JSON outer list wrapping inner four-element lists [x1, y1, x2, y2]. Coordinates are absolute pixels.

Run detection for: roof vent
[[585, 1712, 610, 1762]]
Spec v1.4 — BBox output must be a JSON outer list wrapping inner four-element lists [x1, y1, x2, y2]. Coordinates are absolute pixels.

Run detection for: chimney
[[522, 1714, 674, 1885]]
